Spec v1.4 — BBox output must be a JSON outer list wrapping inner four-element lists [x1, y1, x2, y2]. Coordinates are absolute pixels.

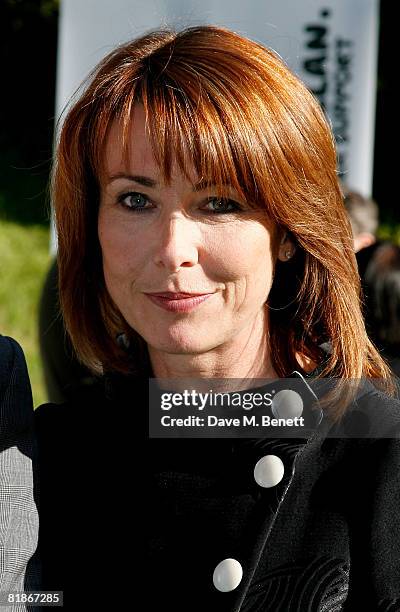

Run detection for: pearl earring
[[285, 250, 292, 259]]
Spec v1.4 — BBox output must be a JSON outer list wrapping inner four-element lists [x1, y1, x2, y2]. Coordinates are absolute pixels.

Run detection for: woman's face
[[98, 104, 281, 358]]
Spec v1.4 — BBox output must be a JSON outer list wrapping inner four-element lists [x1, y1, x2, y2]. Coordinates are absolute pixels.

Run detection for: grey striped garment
[[0, 336, 41, 611]]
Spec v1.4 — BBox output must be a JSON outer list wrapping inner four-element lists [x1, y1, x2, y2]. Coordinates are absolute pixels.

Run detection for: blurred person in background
[[343, 186, 400, 378], [342, 185, 380, 276], [0, 335, 40, 607], [363, 242, 400, 377], [342, 186, 378, 253]]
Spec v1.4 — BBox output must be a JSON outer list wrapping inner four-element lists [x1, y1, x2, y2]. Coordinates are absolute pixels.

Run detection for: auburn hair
[[52, 25, 396, 418]]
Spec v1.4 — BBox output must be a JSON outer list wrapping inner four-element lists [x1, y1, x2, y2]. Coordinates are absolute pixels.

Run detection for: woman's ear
[[277, 231, 297, 262]]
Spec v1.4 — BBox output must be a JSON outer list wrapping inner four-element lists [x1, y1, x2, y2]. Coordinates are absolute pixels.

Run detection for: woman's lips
[[145, 293, 214, 313]]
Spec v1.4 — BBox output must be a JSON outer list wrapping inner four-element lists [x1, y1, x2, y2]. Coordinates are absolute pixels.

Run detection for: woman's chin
[[144, 327, 216, 355]]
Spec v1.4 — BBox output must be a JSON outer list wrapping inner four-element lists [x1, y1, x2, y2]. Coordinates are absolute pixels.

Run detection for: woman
[[34, 26, 400, 610], [0, 334, 40, 607]]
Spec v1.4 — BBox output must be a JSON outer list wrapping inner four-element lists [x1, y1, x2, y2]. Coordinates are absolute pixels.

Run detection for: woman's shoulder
[[34, 401, 68, 424], [348, 383, 400, 437], [33, 402, 70, 467], [308, 376, 400, 441], [34, 398, 88, 430], [34, 381, 109, 436]]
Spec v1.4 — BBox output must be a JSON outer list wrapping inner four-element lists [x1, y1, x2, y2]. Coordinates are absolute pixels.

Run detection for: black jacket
[[34, 371, 400, 611]]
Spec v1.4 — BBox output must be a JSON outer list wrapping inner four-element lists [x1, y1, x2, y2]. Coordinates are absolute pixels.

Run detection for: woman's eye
[[117, 192, 150, 212], [116, 193, 242, 215], [205, 197, 242, 214]]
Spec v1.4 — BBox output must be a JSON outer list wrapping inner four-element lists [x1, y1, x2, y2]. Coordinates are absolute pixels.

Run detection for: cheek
[[217, 225, 274, 282], [98, 210, 141, 285]]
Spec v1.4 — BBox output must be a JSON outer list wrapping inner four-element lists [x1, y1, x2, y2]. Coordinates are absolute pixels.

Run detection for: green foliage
[[377, 223, 400, 246], [0, 219, 51, 407]]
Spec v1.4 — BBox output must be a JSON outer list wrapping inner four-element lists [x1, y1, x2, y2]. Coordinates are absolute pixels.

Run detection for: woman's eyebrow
[[107, 173, 157, 187], [106, 173, 224, 193]]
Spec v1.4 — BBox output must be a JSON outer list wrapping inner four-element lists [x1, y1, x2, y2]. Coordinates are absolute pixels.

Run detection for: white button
[[212, 558, 243, 592], [254, 454, 285, 488], [271, 389, 303, 419]]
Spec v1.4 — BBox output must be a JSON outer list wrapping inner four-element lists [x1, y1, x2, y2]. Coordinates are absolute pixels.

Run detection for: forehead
[[102, 103, 201, 187], [103, 104, 156, 175]]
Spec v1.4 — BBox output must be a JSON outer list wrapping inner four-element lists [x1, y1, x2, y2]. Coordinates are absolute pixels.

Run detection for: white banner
[[56, 0, 379, 196]]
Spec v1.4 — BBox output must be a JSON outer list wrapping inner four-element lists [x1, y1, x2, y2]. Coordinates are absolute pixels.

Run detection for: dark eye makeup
[[116, 192, 244, 215]]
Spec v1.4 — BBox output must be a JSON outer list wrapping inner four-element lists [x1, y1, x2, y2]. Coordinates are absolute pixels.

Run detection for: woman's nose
[[152, 216, 199, 272]]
